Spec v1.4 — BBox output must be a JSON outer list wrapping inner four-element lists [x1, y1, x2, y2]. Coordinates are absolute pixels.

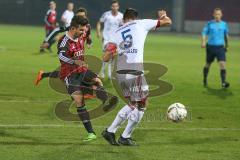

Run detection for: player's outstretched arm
[[201, 22, 209, 48], [224, 34, 229, 50], [86, 25, 93, 48], [201, 36, 207, 48]]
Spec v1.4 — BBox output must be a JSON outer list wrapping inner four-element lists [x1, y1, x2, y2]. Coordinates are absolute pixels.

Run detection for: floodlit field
[[0, 24, 240, 160]]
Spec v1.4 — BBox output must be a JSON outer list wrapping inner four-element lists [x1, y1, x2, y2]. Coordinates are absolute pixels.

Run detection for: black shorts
[[64, 70, 97, 95], [206, 44, 226, 63]]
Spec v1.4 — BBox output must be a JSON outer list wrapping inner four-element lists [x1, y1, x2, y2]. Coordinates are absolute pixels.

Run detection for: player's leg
[[108, 58, 115, 79], [47, 29, 56, 53], [217, 47, 229, 88], [118, 75, 149, 146], [100, 62, 106, 79], [66, 74, 96, 141], [40, 29, 50, 53], [203, 45, 214, 86], [108, 58, 112, 79], [203, 63, 211, 86], [118, 100, 147, 146], [83, 71, 118, 110], [72, 93, 96, 141], [100, 41, 108, 79], [107, 103, 134, 133], [35, 70, 59, 86], [101, 73, 133, 145], [102, 103, 134, 145]]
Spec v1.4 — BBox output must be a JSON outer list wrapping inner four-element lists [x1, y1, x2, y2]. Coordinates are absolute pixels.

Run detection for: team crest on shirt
[[74, 50, 83, 56]]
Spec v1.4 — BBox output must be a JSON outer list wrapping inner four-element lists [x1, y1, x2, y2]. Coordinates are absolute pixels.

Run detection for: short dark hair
[[70, 15, 88, 28], [214, 8, 222, 12], [123, 8, 138, 20], [76, 7, 88, 16], [111, 0, 119, 5]]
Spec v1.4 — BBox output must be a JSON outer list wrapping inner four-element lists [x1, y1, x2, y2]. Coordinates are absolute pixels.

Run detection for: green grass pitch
[[0, 24, 240, 160]]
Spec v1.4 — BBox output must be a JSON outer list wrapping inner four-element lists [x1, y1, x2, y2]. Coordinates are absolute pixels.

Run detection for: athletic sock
[[220, 69, 226, 84], [48, 39, 56, 49], [108, 61, 112, 78], [42, 72, 51, 78], [203, 67, 209, 80], [49, 71, 59, 78], [77, 106, 94, 134], [101, 62, 106, 77], [107, 105, 133, 133], [121, 108, 144, 138]]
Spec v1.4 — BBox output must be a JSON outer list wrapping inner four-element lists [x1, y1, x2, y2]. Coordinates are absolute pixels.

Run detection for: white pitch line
[[0, 124, 240, 131]]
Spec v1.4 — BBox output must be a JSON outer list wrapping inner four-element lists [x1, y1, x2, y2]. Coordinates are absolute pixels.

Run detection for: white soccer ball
[[167, 103, 187, 122]]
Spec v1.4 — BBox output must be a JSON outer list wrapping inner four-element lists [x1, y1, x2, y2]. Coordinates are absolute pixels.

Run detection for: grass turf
[[0, 24, 240, 160]]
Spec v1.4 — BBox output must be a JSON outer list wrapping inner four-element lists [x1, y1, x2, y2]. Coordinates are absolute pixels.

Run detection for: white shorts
[[116, 73, 149, 102]]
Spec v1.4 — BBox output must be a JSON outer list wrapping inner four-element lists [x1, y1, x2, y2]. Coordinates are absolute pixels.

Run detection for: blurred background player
[[201, 8, 230, 88], [35, 8, 92, 86], [96, 0, 123, 79], [61, 2, 74, 27], [40, 8, 92, 52], [40, 1, 58, 53], [101, 8, 172, 146]]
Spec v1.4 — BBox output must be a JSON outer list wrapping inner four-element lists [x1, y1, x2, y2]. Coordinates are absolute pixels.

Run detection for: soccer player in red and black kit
[[36, 8, 92, 85], [56, 16, 117, 141], [40, 1, 58, 53]]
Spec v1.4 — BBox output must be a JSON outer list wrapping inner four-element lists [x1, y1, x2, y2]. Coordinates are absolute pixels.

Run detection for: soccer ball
[[167, 103, 187, 122]]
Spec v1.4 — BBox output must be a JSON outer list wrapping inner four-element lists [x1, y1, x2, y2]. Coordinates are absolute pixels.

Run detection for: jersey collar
[[66, 32, 78, 42]]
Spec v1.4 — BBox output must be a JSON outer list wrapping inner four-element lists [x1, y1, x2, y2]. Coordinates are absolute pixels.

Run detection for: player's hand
[[158, 10, 167, 19], [41, 42, 49, 49], [224, 46, 228, 52], [201, 43, 206, 48]]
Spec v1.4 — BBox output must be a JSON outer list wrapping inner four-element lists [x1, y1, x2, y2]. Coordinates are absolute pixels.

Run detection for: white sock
[[100, 62, 106, 77], [121, 108, 144, 138], [107, 105, 133, 133], [108, 61, 112, 78]]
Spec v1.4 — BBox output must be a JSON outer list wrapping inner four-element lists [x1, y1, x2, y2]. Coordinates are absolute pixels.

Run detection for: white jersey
[[61, 10, 74, 27], [100, 11, 123, 44], [111, 19, 158, 72]]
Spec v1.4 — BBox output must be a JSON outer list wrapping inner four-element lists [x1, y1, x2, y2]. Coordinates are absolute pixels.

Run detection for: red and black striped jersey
[[58, 33, 87, 80], [45, 9, 57, 30]]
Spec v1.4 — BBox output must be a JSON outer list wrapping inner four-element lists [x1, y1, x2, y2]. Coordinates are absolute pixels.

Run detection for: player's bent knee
[[219, 61, 225, 69], [128, 110, 142, 123], [118, 110, 128, 119], [71, 93, 83, 107], [93, 77, 103, 86]]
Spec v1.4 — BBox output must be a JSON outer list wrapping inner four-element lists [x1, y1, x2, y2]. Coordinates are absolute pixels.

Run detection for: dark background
[[185, 0, 240, 22], [0, 0, 173, 26], [0, 0, 238, 27]]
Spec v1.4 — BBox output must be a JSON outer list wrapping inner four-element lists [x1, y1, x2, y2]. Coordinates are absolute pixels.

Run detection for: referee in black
[[201, 8, 230, 88]]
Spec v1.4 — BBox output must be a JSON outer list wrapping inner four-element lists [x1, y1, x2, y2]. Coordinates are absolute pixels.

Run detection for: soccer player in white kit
[[101, 8, 172, 146], [96, 0, 123, 79], [61, 2, 74, 27]]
